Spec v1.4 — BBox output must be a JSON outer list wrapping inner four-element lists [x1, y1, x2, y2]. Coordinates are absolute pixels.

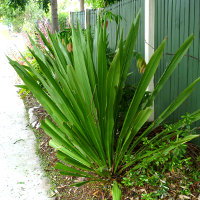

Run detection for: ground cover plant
[[9, 11, 200, 199]]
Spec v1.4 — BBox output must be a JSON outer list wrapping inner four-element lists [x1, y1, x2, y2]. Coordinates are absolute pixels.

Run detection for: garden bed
[[23, 93, 200, 200]]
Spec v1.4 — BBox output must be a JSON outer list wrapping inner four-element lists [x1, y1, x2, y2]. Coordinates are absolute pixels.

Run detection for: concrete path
[[0, 25, 52, 200]]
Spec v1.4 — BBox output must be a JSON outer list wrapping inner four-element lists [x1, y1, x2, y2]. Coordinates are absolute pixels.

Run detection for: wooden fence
[[70, 0, 200, 146], [71, 11, 85, 28], [154, 0, 200, 145], [71, 0, 145, 85]]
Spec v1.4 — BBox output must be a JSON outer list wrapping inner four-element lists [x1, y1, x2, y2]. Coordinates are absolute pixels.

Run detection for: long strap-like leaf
[[145, 34, 194, 108], [116, 39, 166, 158]]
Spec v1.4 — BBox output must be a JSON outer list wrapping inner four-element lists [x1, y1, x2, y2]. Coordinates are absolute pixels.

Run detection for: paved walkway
[[0, 25, 52, 200]]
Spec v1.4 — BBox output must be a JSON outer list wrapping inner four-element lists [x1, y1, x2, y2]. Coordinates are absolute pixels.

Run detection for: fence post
[[85, 9, 90, 29], [145, 0, 155, 121], [69, 11, 73, 26]]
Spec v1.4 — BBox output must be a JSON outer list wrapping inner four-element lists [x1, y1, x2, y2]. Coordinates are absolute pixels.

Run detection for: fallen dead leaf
[[179, 195, 191, 199], [74, 177, 85, 183], [139, 188, 147, 193]]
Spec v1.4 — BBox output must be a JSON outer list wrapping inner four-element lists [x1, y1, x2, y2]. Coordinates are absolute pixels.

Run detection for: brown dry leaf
[[180, 186, 187, 189], [92, 190, 100, 197], [170, 183, 176, 188], [179, 195, 191, 199], [67, 42, 73, 52], [74, 177, 85, 183], [57, 185, 67, 189], [139, 188, 147, 193]]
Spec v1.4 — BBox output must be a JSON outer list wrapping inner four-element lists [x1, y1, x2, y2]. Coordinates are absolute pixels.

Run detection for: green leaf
[[15, 84, 28, 89], [55, 162, 93, 178], [129, 77, 200, 153], [123, 134, 199, 173], [70, 181, 91, 187], [115, 108, 152, 171], [112, 181, 122, 200], [116, 38, 166, 161]]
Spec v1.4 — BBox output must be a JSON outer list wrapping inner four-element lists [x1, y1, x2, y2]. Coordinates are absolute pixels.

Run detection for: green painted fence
[[106, 0, 145, 85], [89, 9, 97, 28], [71, 0, 145, 86], [71, 11, 85, 28], [71, 0, 200, 146], [155, 0, 200, 145]]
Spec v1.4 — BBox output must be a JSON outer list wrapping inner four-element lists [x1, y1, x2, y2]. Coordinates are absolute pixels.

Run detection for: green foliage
[[57, 0, 71, 12], [9, 9, 24, 32], [58, 12, 69, 32], [7, 0, 28, 10], [86, 0, 117, 8], [7, 0, 50, 12], [0, 0, 24, 32], [22, 1, 45, 33], [8, 11, 200, 199], [117, 85, 151, 130], [0, 0, 47, 33], [17, 50, 45, 98], [122, 139, 198, 198], [99, 10, 122, 23], [58, 28, 72, 43], [122, 116, 200, 198]]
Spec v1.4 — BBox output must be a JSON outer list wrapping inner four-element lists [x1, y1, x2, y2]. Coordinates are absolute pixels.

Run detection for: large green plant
[[9, 11, 200, 199]]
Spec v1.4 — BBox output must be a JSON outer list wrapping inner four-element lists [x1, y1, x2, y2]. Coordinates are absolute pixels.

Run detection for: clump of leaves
[[123, 150, 200, 199], [9, 11, 200, 199], [122, 115, 200, 198]]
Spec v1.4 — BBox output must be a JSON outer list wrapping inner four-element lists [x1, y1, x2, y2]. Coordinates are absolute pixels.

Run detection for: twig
[[145, 40, 200, 62], [166, 53, 200, 62], [144, 40, 155, 50], [13, 139, 24, 144]]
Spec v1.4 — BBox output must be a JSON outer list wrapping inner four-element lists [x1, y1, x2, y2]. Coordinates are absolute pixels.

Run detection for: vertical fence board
[[72, 11, 85, 28], [89, 9, 97, 34]]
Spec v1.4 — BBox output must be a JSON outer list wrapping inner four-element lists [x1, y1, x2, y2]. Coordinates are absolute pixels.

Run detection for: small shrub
[[9, 12, 200, 199]]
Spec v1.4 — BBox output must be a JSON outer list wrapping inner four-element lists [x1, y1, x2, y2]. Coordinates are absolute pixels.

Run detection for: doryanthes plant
[[9, 11, 200, 199]]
